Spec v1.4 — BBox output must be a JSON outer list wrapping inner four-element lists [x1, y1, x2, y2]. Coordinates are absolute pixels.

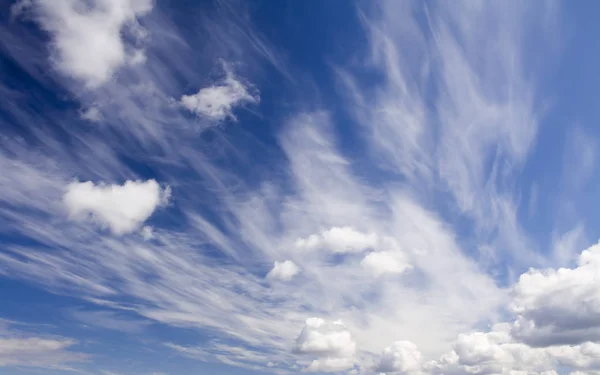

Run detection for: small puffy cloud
[[295, 226, 378, 253], [141, 226, 154, 240], [266, 260, 300, 281], [510, 242, 600, 346], [63, 179, 170, 235], [13, 0, 153, 87], [180, 66, 258, 121], [80, 106, 102, 122], [376, 341, 422, 374], [361, 251, 411, 276], [295, 318, 356, 358]]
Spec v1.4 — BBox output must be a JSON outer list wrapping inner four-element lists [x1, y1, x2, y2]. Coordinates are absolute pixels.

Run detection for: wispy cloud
[[3, 0, 596, 375], [338, 0, 559, 271], [0, 319, 87, 369]]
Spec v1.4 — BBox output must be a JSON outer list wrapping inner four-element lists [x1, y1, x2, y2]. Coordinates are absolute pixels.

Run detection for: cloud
[[361, 250, 411, 277], [63, 179, 170, 235], [428, 323, 554, 375], [70, 309, 151, 333], [266, 260, 300, 281], [180, 64, 258, 121], [294, 318, 356, 358], [376, 341, 422, 374], [424, 322, 600, 375], [305, 356, 355, 372], [337, 0, 559, 269], [295, 227, 379, 253], [511, 242, 600, 346], [0, 320, 86, 368], [295, 318, 356, 372], [80, 106, 103, 122], [13, 0, 154, 87], [0, 111, 506, 371]]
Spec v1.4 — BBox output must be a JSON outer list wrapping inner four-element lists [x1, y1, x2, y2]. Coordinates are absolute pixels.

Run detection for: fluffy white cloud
[[376, 341, 423, 374], [63, 179, 170, 235], [361, 251, 411, 276], [180, 67, 258, 121], [511, 242, 600, 346], [295, 318, 356, 358], [306, 357, 355, 372], [295, 226, 378, 253], [266, 260, 300, 281], [13, 0, 153, 87]]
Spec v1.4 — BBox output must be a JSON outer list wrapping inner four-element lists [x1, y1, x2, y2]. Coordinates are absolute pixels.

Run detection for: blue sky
[[3, 0, 600, 374]]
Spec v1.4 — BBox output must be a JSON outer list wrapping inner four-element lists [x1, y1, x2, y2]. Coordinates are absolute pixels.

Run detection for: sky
[[3, 0, 600, 374]]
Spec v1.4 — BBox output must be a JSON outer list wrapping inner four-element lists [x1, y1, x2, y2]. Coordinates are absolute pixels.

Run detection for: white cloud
[[180, 65, 258, 121], [511, 242, 600, 346], [305, 357, 355, 372], [295, 318, 356, 358], [141, 225, 154, 240], [295, 318, 357, 373], [70, 309, 150, 333], [80, 106, 102, 122], [295, 226, 379, 253], [428, 324, 554, 375], [0, 337, 82, 367], [0, 320, 86, 368], [376, 341, 422, 374], [13, 0, 154, 87], [424, 322, 600, 375], [266, 260, 300, 281], [63, 179, 170, 235], [361, 251, 411, 277]]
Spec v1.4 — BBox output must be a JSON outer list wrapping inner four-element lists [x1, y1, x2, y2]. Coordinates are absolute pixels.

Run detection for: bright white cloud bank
[[511, 243, 600, 347], [13, 0, 153, 87], [63, 179, 170, 235], [367, 243, 600, 375]]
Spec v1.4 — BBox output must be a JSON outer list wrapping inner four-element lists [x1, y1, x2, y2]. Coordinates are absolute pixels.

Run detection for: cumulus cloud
[[430, 324, 554, 375], [306, 357, 355, 372], [295, 318, 356, 358], [361, 251, 411, 277], [376, 341, 422, 374], [511, 242, 600, 346], [295, 226, 379, 253], [63, 179, 170, 235], [13, 0, 153, 87], [180, 66, 258, 121], [266, 260, 300, 281], [424, 323, 600, 375]]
